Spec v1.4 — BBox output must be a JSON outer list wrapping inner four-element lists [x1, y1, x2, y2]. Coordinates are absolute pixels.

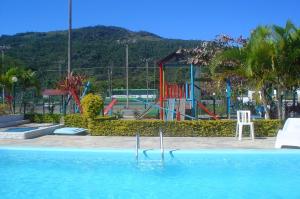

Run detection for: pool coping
[[1, 146, 299, 154]]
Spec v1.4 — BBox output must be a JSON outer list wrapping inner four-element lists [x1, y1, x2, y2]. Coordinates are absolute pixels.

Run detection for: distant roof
[[42, 89, 68, 96]]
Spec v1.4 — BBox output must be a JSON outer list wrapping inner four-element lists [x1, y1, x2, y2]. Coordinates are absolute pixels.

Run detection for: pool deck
[[0, 136, 276, 149]]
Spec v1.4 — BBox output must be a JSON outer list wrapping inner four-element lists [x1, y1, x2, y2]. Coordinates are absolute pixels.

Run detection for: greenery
[[0, 25, 205, 91], [64, 114, 86, 128], [0, 104, 10, 115], [62, 114, 280, 137], [81, 93, 104, 119], [0, 66, 40, 114], [210, 21, 300, 120], [25, 113, 280, 137], [25, 113, 61, 123]]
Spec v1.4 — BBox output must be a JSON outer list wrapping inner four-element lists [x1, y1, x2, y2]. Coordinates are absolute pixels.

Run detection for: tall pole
[[146, 60, 149, 104], [126, 44, 129, 109], [0, 45, 11, 104], [1, 50, 4, 104], [68, 0, 72, 75]]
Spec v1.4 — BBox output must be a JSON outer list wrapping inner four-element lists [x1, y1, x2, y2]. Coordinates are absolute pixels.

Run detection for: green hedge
[[26, 113, 281, 137], [88, 120, 280, 137], [25, 113, 62, 123], [64, 114, 87, 128], [64, 114, 117, 128]]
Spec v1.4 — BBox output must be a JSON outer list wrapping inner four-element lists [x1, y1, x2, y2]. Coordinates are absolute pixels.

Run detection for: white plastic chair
[[236, 110, 254, 141], [275, 118, 300, 148]]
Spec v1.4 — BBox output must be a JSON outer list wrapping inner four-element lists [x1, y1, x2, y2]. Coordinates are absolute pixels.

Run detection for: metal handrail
[[135, 129, 164, 162], [159, 128, 164, 161], [136, 132, 140, 160]]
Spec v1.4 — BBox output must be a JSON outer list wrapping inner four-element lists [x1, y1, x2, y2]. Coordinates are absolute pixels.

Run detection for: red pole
[[179, 85, 182, 99], [165, 83, 168, 99], [159, 63, 164, 120]]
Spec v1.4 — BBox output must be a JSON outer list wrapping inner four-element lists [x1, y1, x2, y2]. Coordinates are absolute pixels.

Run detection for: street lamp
[[212, 92, 216, 115], [0, 45, 11, 104], [11, 76, 18, 114]]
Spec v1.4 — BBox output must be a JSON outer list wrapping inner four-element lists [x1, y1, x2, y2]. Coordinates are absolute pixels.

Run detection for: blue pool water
[[3, 127, 39, 132], [0, 148, 300, 199]]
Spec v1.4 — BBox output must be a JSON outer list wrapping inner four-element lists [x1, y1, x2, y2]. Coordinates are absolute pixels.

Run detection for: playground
[[3, 46, 300, 122]]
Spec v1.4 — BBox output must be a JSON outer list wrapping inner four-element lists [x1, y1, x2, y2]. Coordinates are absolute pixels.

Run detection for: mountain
[[0, 25, 206, 89]]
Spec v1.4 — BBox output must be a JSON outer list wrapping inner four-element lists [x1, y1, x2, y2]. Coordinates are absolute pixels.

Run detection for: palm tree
[[210, 21, 300, 119], [210, 27, 276, 118]]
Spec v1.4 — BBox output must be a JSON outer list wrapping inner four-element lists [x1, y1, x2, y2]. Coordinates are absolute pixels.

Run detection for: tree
[[0, 67, 40, 113], [210, 21, 300, 119]]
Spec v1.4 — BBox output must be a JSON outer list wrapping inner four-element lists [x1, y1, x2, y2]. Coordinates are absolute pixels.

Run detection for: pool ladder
[[135, 128, 164, 161]]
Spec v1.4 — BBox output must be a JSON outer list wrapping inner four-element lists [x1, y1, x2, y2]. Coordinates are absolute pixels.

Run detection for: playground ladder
[[135, 129, 164, 162]]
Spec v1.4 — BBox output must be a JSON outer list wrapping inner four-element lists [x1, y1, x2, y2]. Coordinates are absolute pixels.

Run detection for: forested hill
[[0, 25, 206, 88]]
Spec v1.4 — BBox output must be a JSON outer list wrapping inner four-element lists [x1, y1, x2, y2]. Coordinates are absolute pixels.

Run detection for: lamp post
[[68, 0, 72, 75], [0, 45, 11, 104], [11, 76, 18, 114], [125, 44, 129, 109], [212, 92, 216, 115], [292, 86, 296, 112], [280, 91, 284, 120]]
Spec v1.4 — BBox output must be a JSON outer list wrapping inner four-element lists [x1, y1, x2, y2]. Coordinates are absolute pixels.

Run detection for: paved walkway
[[0, 136, 276, 149]]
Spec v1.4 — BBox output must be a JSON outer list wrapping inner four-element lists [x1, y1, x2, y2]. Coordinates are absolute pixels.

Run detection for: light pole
[[142, 58, 151, 105], [11, 76, 18, 114], [68, 0, 72, 75], [0, 45, 11, 104], [146, 59, 149, 104], [125, 44, 129, 109], [117, 39, 136, 109], [212, 92, 216, 115]]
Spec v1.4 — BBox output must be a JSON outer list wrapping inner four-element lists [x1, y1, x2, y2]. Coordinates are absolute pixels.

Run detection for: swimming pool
[[3, 127, 39, 132], [0, 148, 299, 199]]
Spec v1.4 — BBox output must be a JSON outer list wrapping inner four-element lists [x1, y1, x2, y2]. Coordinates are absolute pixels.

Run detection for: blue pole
[[226, 79, 231, 119], [190, 64, 195, 116], [185, 82, 189, 99]]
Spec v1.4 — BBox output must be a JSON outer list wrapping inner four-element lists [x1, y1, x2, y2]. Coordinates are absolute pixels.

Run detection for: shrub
[[64, 114, 87, 128], [25, 113, 61, 123], [26, 113, 281, 137], [81, 94, 104, 120], [0, 104, 10, 115], [66, 117, 280, 137], [64, 114, 116, 128]]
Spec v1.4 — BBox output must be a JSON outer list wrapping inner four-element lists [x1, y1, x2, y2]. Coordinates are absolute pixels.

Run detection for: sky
[[0, 0, 300, 40]]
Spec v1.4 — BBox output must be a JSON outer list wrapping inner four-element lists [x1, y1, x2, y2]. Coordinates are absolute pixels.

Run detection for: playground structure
[[158, 49, 220, 121], [42, 73, 119, 116]]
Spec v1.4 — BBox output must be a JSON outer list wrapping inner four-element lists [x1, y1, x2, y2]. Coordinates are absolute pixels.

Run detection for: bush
[[64, 116, 280, 137], [25, 113, 61, 123], [81, 94, 104, 119], [64, 114, 87, 128], [64, 114, 116, 128], [0, 104, 10, 115], [26, 113, 281, 137]]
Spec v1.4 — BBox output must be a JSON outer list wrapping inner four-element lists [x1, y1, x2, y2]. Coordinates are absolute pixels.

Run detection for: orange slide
[[104, 99, 118, 115], [197, 101, 219, 120]]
